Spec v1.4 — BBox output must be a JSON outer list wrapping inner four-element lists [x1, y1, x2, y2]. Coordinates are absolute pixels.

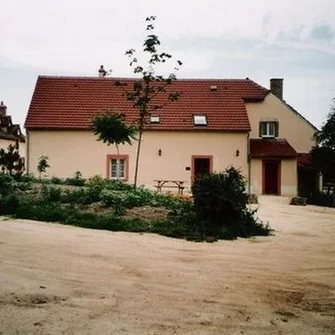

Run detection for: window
[[106, 155, 128, 180], [150, 115, 160, 123], [193, 115, 207, 126], [111, 159, 125, 179], [259, 121, 278, 138]]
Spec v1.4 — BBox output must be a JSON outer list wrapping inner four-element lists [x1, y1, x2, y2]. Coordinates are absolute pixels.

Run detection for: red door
[[263, 160, 281, 195], [192, 156, 213, 182]]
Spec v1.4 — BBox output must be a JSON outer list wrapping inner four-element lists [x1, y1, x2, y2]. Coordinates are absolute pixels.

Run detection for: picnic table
[[154, 180, 186, 195]]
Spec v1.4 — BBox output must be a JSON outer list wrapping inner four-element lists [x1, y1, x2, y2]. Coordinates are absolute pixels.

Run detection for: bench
[[154, 180, 186, 195]]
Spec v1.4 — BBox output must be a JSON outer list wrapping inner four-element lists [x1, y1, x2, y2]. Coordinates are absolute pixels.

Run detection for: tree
[[311, 99, 335, 183], [0, 143, 24, 176], [115, 15, 182, 187], [37, 155, 50, 180], [91, 111, 137, 157]]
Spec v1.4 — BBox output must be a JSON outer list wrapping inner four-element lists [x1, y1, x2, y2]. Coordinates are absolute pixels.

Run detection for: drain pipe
[[247, 133, 251, 194], [26, 130, 30, 174]]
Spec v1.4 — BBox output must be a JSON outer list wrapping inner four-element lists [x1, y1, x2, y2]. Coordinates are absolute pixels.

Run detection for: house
[[24, 69, 318, 196], [0, 101, 26, 158]]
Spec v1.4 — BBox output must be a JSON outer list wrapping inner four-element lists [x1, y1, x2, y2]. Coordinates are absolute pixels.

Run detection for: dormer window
[[150, 115, 160, 123], [193, 115, 207, 126], [259, 121, 278, 138]]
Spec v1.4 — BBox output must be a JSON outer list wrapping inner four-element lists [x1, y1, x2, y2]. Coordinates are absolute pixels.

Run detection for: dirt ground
[[0, 196, 335, 335]]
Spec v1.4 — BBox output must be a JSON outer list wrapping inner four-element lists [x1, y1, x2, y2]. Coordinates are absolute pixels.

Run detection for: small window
[[107, 155, 128, 180], [193, 115, 207, 126], [259, 121, 278, 138], [150, 115, 160, 123]]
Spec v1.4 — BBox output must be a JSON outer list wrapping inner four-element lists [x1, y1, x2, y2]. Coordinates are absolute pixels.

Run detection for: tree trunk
[[133, 128, 143, 188]]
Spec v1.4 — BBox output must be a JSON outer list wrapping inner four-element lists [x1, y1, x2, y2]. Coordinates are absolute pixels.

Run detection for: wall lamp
[[158, 149, 162, 156], [236, 149, 240, 157]]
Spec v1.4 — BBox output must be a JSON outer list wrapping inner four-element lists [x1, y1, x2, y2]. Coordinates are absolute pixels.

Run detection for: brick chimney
[[270, 78, 283, 100], [0, 101, 7, 116], [98, 65, 107, 78]]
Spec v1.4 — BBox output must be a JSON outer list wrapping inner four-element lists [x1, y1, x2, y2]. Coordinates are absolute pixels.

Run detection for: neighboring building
[[24, 69, 318, 196], [0, 101, 26, 158]]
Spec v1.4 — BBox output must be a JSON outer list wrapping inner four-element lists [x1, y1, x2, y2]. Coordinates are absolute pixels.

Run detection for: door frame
[[191, 155, 213, 182], [262, 159, 281, 195]]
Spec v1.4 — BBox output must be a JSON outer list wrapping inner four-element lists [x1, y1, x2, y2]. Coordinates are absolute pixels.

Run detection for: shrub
[[40, 185, 62, 202], [160, 201, 200, 239], [61, 188, 100, 205], [191, 167, 271, 238], [0, 174, 14, 196], [104, 179, 133, 191], [290, 196, 307, 206], [15, 201, 69, 222], [86, 175, 106, 189], [0, 193, 20, 215], [100, 187, 187, 214], [12, 173, 37, 183], [308, 192, 335, 208], [192, 168, 248, 231], [11, 200, 150, 232], [51, 177, 65, 185], [100, 189, 127, 215], [65, 212, 149, 232], [65, 171, 86, 186]]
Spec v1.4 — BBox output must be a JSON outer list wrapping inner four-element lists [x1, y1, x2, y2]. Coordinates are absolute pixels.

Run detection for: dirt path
[[0, 196, 335, 334]]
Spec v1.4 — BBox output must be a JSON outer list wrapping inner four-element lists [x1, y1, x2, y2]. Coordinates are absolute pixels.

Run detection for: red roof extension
[[25, 76, 269, 131], [250, 139, 297, 158]]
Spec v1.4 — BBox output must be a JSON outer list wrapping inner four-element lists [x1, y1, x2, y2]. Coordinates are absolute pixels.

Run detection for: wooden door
[[192, 156, 213, 181], [263, 160, 281, 195]]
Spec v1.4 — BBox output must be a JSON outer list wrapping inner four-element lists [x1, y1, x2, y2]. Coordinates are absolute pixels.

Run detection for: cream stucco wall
[[250, 158, 297, 196], [247, 93, 316, 153], [250, 159, 262, 195], [27, 130, 248, 190], [281, 159, 297, 196]]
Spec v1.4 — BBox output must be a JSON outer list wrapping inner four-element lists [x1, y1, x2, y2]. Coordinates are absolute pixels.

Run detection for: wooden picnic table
[[154, 180, 186, 195]]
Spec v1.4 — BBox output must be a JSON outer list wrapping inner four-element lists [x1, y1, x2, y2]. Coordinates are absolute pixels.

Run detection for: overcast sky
[[1, 0, 335, 130]]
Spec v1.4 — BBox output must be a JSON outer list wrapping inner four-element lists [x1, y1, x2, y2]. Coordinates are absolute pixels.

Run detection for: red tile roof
[[250, 139, 297, 158], [25, 76, 269, 131]]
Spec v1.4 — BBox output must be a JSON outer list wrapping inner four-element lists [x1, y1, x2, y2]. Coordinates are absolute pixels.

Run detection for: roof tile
[[250, 138, 297, 158], [25, 76, 269, 131]]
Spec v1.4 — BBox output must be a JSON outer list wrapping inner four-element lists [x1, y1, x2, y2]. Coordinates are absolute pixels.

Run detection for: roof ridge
[[37, 75, 267, 83]]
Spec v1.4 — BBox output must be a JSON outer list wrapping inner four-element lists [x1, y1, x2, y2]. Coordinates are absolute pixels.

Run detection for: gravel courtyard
[[0, 196, 335, 334]]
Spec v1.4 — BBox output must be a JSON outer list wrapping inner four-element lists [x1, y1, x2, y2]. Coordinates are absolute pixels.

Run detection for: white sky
[[1, 0, 335, 129]]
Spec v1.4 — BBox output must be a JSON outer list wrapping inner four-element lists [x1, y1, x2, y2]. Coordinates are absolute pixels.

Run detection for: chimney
[[98, 65, 107, 78], [270, 78, 283, 100], [0, 101, 7, 116]]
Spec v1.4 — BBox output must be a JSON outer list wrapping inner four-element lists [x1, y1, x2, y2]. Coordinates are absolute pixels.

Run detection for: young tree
[[37, 155, 50, 180], [115, 15, 182, 187], [91, 112, 137, 180], [0, 143, 24, 176], [91, 112, 137, 156], [311, 99, 335, 182]]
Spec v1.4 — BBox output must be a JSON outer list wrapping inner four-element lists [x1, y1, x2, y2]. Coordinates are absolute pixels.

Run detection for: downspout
[[26, 130, 30, 174], [247, 132, 251, 194]]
